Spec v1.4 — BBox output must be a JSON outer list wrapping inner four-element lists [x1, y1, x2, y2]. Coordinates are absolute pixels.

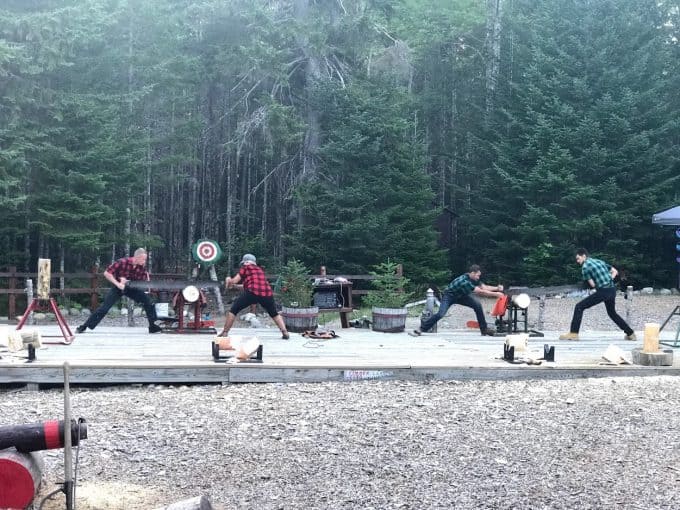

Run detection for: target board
[[192, 239, 223, 266]]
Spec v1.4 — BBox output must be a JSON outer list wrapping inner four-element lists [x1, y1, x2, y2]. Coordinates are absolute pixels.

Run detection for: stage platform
[[1, 326, 678, 385]]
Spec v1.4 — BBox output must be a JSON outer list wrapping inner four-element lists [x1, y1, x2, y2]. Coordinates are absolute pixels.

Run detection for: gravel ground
[[2, 377, 679, 510], [4, 294, 680, 509]]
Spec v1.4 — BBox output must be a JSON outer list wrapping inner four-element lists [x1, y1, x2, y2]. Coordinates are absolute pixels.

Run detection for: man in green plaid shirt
[[410, 264, 504, 337], [559, 248, 636, 341]]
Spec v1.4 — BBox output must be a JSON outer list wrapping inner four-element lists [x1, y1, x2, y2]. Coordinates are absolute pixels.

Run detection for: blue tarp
[[652, 205, 680, 226]]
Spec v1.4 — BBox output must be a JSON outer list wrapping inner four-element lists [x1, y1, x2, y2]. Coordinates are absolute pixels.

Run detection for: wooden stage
[[1, 325, 679, 386]]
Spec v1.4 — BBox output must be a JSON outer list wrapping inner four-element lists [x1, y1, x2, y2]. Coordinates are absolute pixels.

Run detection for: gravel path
[[4, 294, 680, 509], [2, 377, 679, 510]]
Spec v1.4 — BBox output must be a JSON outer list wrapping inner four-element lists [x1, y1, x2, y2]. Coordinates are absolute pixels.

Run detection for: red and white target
[[192, 240, 222, 265]]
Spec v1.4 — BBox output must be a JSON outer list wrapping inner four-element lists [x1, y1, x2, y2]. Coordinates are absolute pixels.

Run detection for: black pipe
[[0, 420, 87, 453]]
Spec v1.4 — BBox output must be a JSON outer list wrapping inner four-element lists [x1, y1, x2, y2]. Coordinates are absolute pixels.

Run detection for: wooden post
[[320, 265, 327, 276], [642, 323, 660, 353], [625, 285, 633, 324], [90, 266, 99, 310], [8, 265, 17, 321], [537, 297, 545, 331], [37, 259, 51, 300], [208, 265, 225, 314]]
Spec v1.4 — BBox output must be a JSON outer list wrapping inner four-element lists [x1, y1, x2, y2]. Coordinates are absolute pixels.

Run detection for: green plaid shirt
[[445, 273, 481, 297], [582, 258, 614, 289]]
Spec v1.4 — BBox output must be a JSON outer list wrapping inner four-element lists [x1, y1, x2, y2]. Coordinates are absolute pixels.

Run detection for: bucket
[[643, 323, 660, 353], [372, 307, 408, 333], [155, 303, 170, 318], [281, 306, 319, 333]]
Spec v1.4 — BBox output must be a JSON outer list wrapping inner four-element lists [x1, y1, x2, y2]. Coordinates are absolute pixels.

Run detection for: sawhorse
[[660, 305, 680, 348], [16, 298, 74, 344]]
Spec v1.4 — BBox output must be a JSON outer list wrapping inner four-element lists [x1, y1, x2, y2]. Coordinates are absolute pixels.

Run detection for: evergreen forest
[[1, 0, 678, 289]]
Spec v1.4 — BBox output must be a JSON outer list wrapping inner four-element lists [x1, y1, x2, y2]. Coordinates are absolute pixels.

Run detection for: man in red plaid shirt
[[76, 248, 162, 334], [217, 253, 289, 339]]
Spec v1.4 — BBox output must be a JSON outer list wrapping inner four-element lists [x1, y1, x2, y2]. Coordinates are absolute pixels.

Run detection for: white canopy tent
[[652, 205, 680, 226]]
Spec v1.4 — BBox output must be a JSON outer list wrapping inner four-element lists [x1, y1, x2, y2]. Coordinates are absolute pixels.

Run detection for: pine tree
[[480, 0, 679, 285], [289, 80, 447, 284]]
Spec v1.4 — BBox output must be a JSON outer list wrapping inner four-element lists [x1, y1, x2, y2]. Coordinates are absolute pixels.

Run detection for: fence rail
[[0, 264, 399, 319], [0, 267, 185, 319]]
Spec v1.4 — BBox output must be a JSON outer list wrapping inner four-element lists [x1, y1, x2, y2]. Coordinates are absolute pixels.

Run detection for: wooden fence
[[0, 267, 184, 319], [0, 265, 397, 319]]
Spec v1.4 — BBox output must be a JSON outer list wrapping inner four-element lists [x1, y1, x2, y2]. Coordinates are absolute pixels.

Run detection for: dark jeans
[[84, 286, 157, 330], [569, 287, 633, 335], [421, 292, 487, 333]]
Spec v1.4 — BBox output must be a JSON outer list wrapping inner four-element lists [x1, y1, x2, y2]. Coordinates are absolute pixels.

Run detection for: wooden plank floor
[[1, 325, 679, 385]]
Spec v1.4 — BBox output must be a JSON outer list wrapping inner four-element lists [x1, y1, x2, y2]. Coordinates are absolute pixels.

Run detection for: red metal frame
[[16, 298, 74, 344], [161, 292, 216, 334]]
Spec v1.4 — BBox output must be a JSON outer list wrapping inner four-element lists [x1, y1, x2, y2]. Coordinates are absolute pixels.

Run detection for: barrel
[[0, 447, 44, 509], [372, 307, 408, 333], [281, 306, 319, 333]]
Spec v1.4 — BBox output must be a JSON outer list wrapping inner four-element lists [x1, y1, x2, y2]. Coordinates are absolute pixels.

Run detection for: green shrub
[[363, 261, 410, 309], [279, 259, 314, 308]]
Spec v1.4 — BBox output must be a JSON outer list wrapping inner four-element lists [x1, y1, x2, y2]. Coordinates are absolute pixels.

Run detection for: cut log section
[[631, 347, 674, 366], [0, 447, 44, 509], [153, 495, 214, 510]]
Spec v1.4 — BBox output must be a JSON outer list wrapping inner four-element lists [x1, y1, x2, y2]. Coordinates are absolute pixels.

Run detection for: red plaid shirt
[[239, 264, 273, 297], [106, 257, 149, 282]]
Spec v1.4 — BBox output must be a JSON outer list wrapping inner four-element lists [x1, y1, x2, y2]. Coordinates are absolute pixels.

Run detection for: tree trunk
[[294, 0, 323, 229], [485, 0, 503, 120]]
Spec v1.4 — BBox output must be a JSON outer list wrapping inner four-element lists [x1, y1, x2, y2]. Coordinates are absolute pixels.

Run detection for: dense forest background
[[1, 0, 678, 289]]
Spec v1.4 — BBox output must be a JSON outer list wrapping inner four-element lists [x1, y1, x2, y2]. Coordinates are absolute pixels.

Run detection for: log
[[153, 495, 213, 510], [0, 420, 88, 452], [37, 258, 51, 300], [642, 322, 660, 353], [631, 347, 674, 366], [0, 447, 44, 509]]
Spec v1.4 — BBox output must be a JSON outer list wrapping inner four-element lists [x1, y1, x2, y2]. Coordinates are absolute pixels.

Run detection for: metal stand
[[495, 303, 544, 337], [212, 342, 263, 363], [161, 292, 216, 334], [16, 298, 74, 344], [659, 305, 680, 348]]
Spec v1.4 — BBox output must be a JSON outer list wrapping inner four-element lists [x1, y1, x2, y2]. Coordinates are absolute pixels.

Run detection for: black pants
[[569, 287, 633, 335], [420, 292, 487, 333], [230, 291, 279, 318], [84, 287, 157, 330]]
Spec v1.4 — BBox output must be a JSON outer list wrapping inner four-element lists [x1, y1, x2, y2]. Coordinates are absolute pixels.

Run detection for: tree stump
[[631, 347, 674, 366]]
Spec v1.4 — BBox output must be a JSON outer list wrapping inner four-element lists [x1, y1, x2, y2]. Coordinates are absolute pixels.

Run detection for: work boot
[[624, 333, 637, 341], [76, 325, 87, 334], [149, 324, 162, 334], [481, 328, 496, 336], [559, 332, 579, 341]]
